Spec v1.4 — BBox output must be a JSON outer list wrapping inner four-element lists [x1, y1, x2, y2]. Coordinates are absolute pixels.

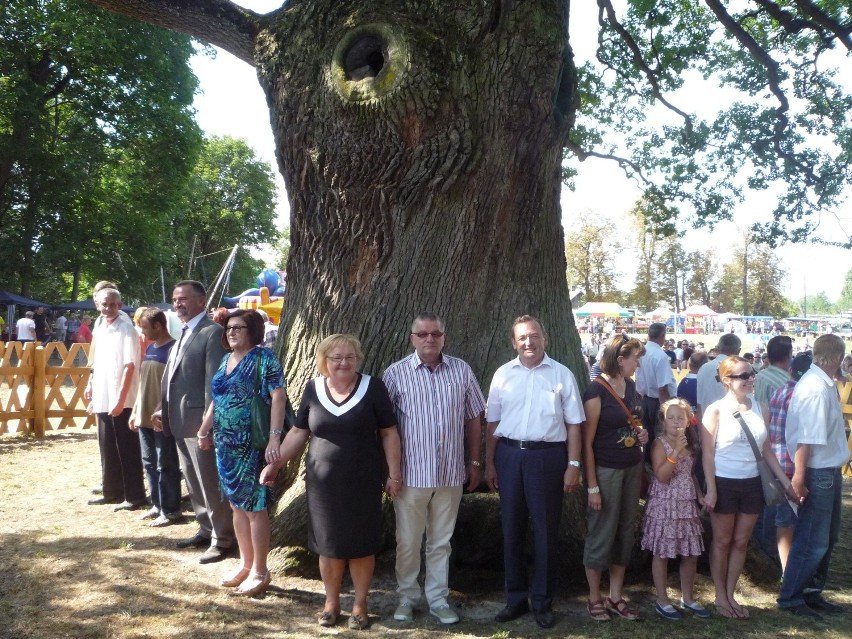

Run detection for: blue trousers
[[138, 427, 182, 518], [777, 467, 842, 608], [495, 440, 566, 612]]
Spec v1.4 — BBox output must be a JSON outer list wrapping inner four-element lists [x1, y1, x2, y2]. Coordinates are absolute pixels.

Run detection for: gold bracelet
[[666, 456, 678, 464], [389, 477, 402, 483]]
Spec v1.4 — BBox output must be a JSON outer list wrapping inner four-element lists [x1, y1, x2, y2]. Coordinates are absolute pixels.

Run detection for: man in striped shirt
[[383, 313, 486, 625]]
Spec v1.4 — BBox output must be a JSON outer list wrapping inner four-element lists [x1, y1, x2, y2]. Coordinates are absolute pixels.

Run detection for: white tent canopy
[[649, 307, 674, 318], [574, 302, 630, 317], [684, 304, 718, 316]]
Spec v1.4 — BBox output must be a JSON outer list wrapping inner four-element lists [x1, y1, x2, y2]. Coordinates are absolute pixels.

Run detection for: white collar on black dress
[[314, 374, 371, 416]]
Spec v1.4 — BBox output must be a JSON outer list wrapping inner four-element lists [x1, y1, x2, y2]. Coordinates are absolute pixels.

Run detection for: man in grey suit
[[152, 280, 234, 563]]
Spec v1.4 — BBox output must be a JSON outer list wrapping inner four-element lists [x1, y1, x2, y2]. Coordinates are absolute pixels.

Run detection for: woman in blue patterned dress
[[197, 309, 287, 596]]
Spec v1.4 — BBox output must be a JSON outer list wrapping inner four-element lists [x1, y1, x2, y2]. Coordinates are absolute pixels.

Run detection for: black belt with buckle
[[499, 437, 563, 450]]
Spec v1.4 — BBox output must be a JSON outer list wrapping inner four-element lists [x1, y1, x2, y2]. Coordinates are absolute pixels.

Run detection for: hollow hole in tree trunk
[[343, 36, 386, 81]]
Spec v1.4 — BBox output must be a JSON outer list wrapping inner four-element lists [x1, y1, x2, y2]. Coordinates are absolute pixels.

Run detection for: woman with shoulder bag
[[701, 356, 797, 619], [582, 334, 648, 622]]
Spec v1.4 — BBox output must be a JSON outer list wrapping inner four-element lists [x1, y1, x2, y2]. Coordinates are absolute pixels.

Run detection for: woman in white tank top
[[701, 356, 792, 619]]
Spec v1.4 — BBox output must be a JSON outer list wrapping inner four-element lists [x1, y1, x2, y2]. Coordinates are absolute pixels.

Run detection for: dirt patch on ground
[[0, 431, 850, 639]]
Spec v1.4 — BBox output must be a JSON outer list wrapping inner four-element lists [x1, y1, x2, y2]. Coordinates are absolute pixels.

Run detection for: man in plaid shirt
[[765, 353, 812, 573]]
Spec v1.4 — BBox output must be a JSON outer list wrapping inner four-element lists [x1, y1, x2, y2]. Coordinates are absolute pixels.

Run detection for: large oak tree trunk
[[87, 0, 589, 573], [257, 1, 581, 392]]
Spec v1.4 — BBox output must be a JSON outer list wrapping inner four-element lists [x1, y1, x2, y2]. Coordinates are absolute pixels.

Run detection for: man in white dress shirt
[[485, 315, 585, 629], [777, 334, 849, 618]]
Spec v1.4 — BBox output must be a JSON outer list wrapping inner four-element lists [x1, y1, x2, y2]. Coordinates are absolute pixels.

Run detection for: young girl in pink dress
[[641, 398, 710, 620]]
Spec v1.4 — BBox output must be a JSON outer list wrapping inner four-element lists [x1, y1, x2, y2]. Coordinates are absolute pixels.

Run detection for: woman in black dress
[[262, 334, 402, 630]]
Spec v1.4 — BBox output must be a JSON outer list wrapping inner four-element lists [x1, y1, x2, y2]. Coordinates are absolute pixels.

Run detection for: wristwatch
[[568, 460, 581, 468]]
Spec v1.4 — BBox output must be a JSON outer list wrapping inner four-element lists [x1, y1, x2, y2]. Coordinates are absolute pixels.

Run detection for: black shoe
[[176, 532, 211, 549], [495, 602, 529, 622], [805, 596, 843, 613], [785, 604, 821, 619], [113, 499, 147, 512], [534, 609, 555, 628], [198, 545, 232, 564], [87, 497, 120, 506]]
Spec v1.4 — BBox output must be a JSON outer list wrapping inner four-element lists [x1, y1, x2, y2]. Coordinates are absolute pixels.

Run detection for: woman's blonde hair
[[316, 333, 363, 377]]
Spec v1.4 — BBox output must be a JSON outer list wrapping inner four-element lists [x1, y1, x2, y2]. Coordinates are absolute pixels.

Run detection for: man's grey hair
[[411, 312, 445, 333], [812, 334, 845, 368], [648, 323, 667, 341], [716, 333, 742, 356], [95, 287, 121, 302]]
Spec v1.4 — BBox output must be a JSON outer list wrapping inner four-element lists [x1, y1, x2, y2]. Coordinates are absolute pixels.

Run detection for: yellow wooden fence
[[1, 346, 851, 444], [0, 341, 94, 436]]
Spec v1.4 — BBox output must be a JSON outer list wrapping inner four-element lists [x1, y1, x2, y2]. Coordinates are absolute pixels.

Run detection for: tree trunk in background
[[259, 0, 581, 390], [255, 0, 585, 570]]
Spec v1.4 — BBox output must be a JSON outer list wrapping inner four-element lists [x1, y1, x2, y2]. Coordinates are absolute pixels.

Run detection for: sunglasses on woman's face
[[727, 371, 756, 380]]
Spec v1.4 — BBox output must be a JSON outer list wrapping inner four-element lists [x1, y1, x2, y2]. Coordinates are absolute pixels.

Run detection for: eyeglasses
[[225, 325, 247, 333], [411, 331, 444, 339], [727, 371, 756, 380], [328, 355, 358, 363]]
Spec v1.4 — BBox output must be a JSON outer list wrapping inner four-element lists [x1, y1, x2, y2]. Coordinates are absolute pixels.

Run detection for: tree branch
[[86, 0, 261, 65], [703, 0, 822, 188], [565, 138, 653, 187], [597, 0, 693, 135], [793, 0, 852, 51]]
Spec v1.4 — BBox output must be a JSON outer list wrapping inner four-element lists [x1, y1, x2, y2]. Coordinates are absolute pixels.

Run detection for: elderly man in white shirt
[[85, 287, 144, 511], [485, 315, 585, 629], [777, 334, 849, 618]]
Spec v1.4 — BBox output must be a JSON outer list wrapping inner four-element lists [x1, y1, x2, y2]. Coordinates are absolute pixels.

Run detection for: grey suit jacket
[[161, 315, 226, 439]]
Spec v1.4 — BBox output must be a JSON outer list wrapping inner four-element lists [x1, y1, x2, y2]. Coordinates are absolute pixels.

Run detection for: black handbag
[[250, 355, 296, 450], [732, 410, 785, 506], [250, 361, 271, 450]]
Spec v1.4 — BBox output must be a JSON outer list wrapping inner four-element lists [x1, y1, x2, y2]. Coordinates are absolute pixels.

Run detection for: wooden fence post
[[33, 345, 46, 437]]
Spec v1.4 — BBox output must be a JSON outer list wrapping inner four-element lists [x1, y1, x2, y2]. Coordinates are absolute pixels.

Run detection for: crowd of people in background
[[3, 289, 849, 629]]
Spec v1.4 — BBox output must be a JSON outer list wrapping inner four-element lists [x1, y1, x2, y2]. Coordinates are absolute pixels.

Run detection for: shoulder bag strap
[[594, 378, 643, 430], [732, 410, 763, 462]]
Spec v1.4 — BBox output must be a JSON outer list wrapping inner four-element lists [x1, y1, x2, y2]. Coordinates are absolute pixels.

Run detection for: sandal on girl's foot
[[317, 610, 339, 627], [606, 598, 640, 620], [587, 599, 611, 622], [219, 567, 250, 588], [348, 614, 369, 630], [713, 601, 737, 618], [234, 570, 271, 596]]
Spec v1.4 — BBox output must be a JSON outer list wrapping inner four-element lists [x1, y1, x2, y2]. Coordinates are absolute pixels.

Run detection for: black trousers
[[97, 408, 145, 503], [495, 439, 566, 612]]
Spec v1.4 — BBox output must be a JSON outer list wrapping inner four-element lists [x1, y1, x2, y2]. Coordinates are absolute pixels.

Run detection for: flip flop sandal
[[606, 598, 640, 620], [587, 599, 611, 622]]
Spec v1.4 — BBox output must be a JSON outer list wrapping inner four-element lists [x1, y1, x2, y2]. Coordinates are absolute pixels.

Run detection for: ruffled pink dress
[[641, 439, 704, 558]]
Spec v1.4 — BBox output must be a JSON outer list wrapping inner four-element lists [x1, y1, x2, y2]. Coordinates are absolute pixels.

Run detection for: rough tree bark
[[87, 0, 589, 572]]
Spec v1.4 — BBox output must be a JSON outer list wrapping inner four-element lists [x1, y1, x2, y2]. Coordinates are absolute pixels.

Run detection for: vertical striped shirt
[[383, 352, 486, 488]]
